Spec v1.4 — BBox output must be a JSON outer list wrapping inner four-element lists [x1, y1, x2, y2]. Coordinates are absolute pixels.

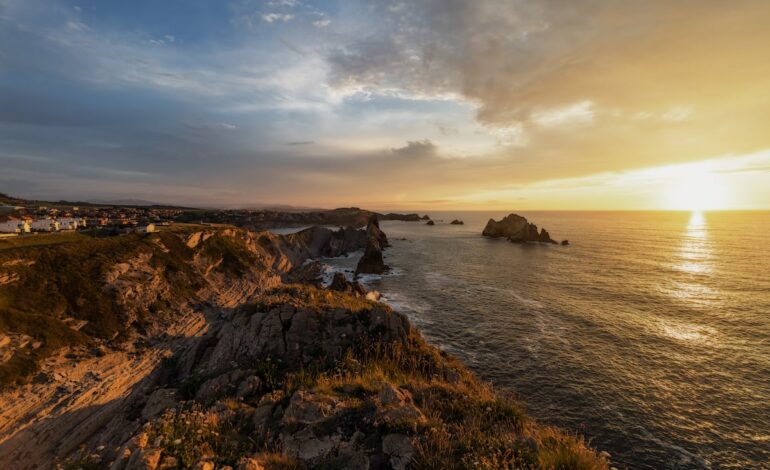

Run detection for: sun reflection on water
[[677, 211, 711, 274]]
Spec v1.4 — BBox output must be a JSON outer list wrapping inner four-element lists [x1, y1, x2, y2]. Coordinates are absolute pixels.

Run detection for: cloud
[[391, 140, 438, 158], [261, 13, 294, 23]]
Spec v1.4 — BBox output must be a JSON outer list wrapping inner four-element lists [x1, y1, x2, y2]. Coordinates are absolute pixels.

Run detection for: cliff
[[0, 224, 606, 470]]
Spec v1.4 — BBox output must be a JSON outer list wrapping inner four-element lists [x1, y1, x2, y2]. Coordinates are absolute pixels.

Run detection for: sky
[[1, 0, 769, 210]]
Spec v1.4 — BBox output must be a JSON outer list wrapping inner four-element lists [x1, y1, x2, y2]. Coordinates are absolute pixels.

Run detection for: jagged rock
[[382, 434, 414, 470], [195, 370, 250, 403], [355, 216, 388, 274], [141, 389, 178, 420], [329, 272, 366, 297], [202, 305, 410, 377], [425, 220, 435, 226], [449, 219, 464, 225], [482, 213, 557, 244]]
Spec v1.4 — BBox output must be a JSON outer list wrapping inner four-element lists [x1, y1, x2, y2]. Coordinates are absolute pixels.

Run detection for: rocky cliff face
[[0, 223, 606, 470], [482, 214, 558, 244]]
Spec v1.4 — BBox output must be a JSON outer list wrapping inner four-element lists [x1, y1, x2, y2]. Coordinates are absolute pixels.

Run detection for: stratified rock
[[482, 213, 557, 244], [425, 220, 435, 226], [449, 219, 464, 225], [355, 216, 388, 274]]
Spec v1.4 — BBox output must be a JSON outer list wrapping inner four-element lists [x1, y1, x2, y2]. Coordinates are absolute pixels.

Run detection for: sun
[[664, 170, 729, 211]]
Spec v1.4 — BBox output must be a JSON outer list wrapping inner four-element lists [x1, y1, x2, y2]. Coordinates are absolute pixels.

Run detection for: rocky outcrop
[[355, 216, 388, 275], [328, 272, 366, 297], [425, 220, 435, 226], [450, 219, 464, 225], [482, 213, 558, 244]]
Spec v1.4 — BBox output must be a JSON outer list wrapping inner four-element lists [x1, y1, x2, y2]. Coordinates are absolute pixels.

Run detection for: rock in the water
[[355, 215, 388, 274], [425, 220, 435, 226], [561, 240, 569, 246], [449, 219, 464, 225], [482, 213, 557, 244]]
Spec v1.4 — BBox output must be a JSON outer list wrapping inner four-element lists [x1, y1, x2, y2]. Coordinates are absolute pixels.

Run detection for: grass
[[0, 232, 88, 251]]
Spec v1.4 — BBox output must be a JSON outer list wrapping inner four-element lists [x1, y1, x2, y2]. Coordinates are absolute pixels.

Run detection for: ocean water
[[324, 211, 770, 469]]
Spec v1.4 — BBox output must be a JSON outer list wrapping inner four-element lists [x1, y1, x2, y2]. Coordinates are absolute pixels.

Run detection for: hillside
[[0, 224, 608, 469]]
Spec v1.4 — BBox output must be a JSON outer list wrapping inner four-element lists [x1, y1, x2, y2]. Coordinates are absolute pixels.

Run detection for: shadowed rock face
[[450, 219, 464, 225], [482, 214, 557, 244], [355, 216, 389, 274]]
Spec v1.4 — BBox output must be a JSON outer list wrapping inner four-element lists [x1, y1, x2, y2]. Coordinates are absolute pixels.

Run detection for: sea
[[286, 211, 770, 469]]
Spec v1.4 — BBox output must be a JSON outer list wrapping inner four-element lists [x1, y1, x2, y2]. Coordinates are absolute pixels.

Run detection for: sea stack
[[355, 215, 389, 274], [425, 220, 435, 225], [450, 219, 464, 225], [482, 213, 558, 244]]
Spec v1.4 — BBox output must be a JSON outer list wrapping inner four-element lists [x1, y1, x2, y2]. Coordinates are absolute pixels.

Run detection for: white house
[[31, 219, 60, 232], [57, 217, 87, 231], [0, 220, 22, 233]]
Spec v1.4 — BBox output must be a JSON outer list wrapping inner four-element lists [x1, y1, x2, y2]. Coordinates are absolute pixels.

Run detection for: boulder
[[425, 220, 435, 226], [482, 213, 557, 244], [561, 240, 570, 246], [449, 219, 464, 225]]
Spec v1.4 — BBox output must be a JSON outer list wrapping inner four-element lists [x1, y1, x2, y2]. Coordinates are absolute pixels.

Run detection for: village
[[0, 203, 182, 238]]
